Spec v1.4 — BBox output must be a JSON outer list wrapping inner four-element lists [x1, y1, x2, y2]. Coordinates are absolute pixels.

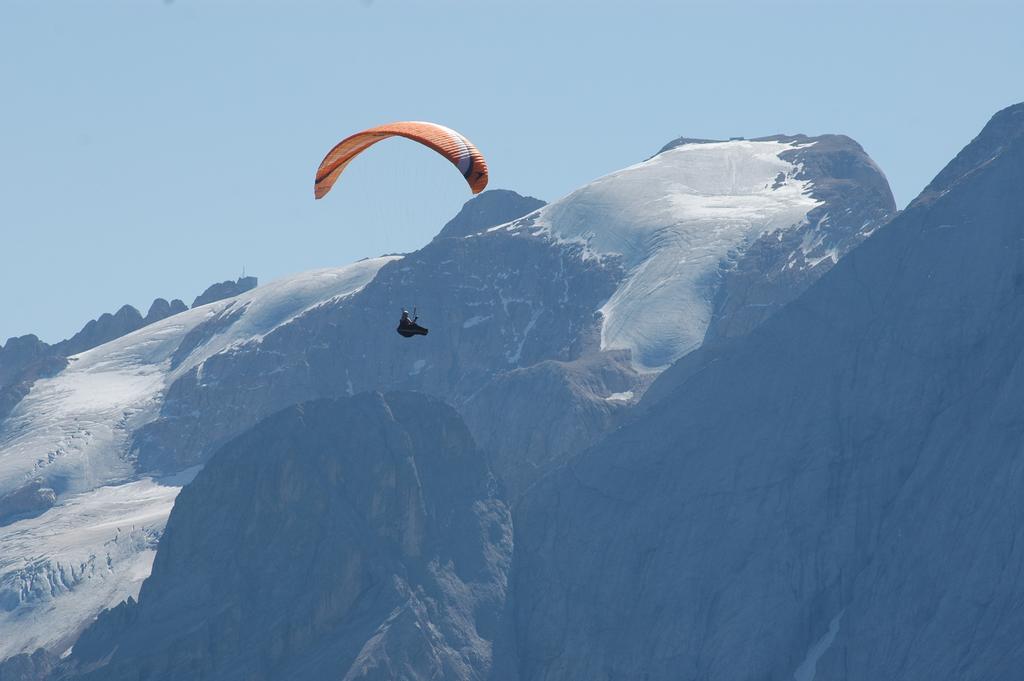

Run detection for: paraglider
[[314, 121, 489, 199], [397, 308, 428, 338], [315, 121, 485, 340]]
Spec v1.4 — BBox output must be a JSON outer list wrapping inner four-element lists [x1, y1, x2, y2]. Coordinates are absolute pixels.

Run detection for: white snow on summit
[[519, 140, 820, 371], [0, 256, 397, 660]]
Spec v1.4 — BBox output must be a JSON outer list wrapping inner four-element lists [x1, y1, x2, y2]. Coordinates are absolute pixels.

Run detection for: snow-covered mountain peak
[[514, 102, 1024, 681], [0, 257, 396, 660], [1, 257, 398, 502], [505, 138, 823, 371], [0, 130, 895, 667]]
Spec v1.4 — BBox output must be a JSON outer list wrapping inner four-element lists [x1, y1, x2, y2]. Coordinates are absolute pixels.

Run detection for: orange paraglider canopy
[[314, 121, 489, 199]]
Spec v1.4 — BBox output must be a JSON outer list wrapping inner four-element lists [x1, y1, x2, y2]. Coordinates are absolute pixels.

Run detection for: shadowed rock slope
[[515, 103, 1024, 680], [62, 392, 513, 681], [435, 189, 545, 240]]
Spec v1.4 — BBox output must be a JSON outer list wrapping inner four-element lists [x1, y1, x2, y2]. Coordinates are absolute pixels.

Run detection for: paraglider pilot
[[397, 308, 428, 338]]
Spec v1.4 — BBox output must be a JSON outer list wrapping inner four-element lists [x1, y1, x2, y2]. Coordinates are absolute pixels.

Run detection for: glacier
[[519, 139, 822, 370], [0, 258, 396, 659], [0, 472, 191, 660]]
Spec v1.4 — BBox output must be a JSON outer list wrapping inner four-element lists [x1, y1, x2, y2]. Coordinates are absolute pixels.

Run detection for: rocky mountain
[[514, 103, 1024, 680], [191, 275, 258, 308], [132, 137, 893, 490], [0, 277, 261, 436], [0, 295, 191, 424], [0, 261, 389, 660], [0, 336, 67, 426], [56, 304, 143, 357], [0, 650, 57, 681], [60, 392, 512, 681], [0, 295, 196, 522], [511, 134, 895, 371], [464, 135, 894, 497], [0, 279, 241, 390], [0, 336, 55, 390], [0, 129, 895, 665], [143, 298, 189, 325], [700, 134, 896, 344], [435, 189, 546, 240]]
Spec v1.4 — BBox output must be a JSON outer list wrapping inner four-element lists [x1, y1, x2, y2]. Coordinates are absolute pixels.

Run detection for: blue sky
[[2, 0, 1022, 343]]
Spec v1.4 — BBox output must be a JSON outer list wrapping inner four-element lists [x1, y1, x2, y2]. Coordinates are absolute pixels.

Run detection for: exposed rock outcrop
[[435, 189, 546, 240], [63, 393, 513, 681], [514, 102, 1024, 681], [191, 276, 258, 308]]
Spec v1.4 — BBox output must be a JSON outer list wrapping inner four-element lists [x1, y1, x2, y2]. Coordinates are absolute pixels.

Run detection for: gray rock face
[[48, 293, 191, 360], [0, 650, 57, 681], [143, 298, 188, 325], [468, 135, 894, 494], [62, 392, 512, 681], [191, 276, 258, 308], [53, 305, 145, 357], [436, 189, 546, 240], [0, 294, 189, 428], [460, 350, 644, 500], [132, 231, 620, 475], [0, 336, 66, 425], [0, 480, 56, 526], [514, 103, 1024, 680], [0, 293, 191, 423], [0, 336, 51, 389], [664, 134, 898, 344]]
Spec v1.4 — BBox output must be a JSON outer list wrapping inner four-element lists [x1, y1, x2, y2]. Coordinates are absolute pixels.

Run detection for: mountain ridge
[[60, 392, 513, 681], [514, 100, 1024, 681], [0, 139, 896, 665]]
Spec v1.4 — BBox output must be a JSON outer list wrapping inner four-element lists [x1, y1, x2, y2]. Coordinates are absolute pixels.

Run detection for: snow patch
[[519, 140, 820, 372], [793, 611, 843, 681], [805, 249, 839, 269], [605, 391, 635, 402]]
